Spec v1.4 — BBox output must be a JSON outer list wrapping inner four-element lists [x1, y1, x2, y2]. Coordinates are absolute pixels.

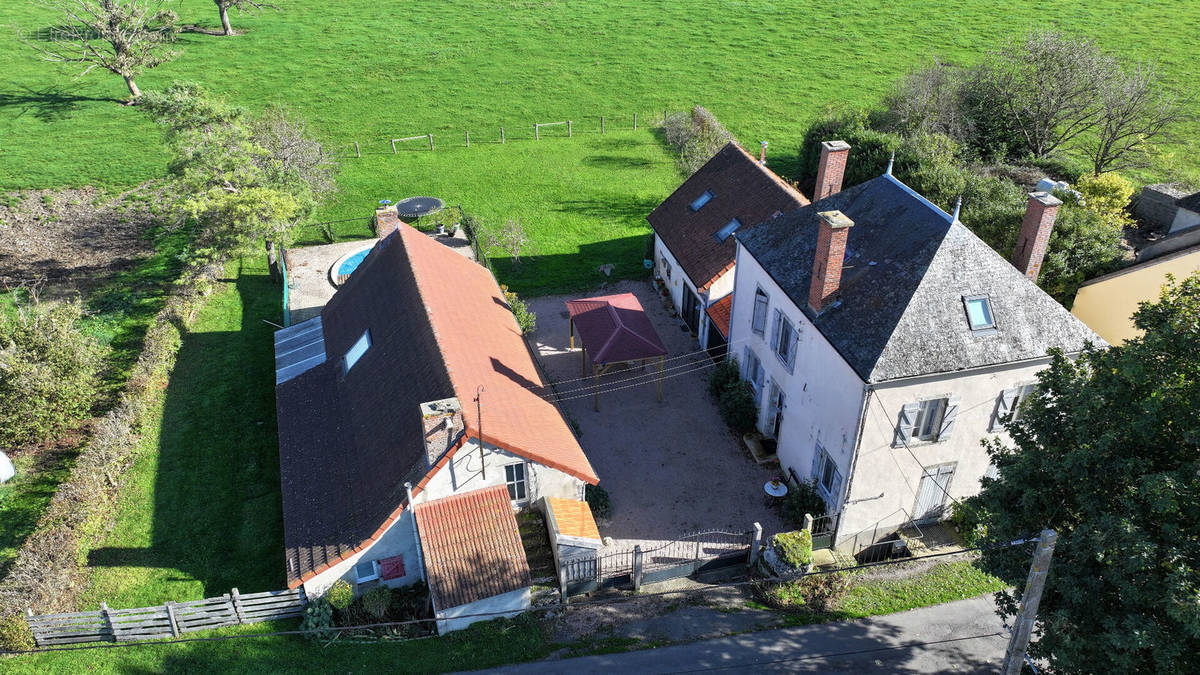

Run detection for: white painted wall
[[727, 244, 865, 513], [435, 587, 531, 633], [654, 233, 735, 348], [303, 507, 422, 597]]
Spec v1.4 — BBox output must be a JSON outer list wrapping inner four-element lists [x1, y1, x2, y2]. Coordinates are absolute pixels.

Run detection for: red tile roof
[[566, 292, 667, 365], [546, 497, 601, 541], [415, 485, 531, 609], [705, 293, 733, 339], [647, 142, 808, 290]]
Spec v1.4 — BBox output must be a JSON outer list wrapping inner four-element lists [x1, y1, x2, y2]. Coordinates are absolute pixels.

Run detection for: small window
[[343, 330, 371, 374], [963, 295, 995, 331], [689, 190, 714, 211], [713, 218, 743, 243], [1007, 384, 1036, 423], [354, 559, 380, 583], [812, 444, 843, 501], [913, 398, 948, 441], [742, 348, 764, 398], [772, 311, 799, 370], [659, 254, 672, 280], [751, 288, 769, 335], [505, 462, 528, 503]]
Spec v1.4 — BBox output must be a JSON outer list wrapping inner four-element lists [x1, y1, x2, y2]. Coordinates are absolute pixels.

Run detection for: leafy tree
[[976, 274, 1200, 673], [29, 0, 179, 103], [213, 0, 277, 36]]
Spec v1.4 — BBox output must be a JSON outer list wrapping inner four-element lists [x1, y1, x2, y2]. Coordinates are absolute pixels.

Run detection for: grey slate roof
[[736, 174, 1104, 382], [1177, 190, 1200, 213]]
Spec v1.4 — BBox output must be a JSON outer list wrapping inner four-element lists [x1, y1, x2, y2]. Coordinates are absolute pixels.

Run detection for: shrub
[[949, 497, 988, 547], [503, 289, 536, 335], [325, 579, 353, 610], [361, 586, 391, 620], [0, 613, 34, 651], [707, 357, 741, 398], [780, 479, 827, 529], [585, 483, 612, 520], [792, 571, 854, 611], [772, 530, 813, 568], [0, 298, 102, 449], [1075, 172, 1135, 226], [718, 381, 758, 435], [663, 105, 736, 175], [1039, 199, 1126, 304], [299, 597, 334, 642]]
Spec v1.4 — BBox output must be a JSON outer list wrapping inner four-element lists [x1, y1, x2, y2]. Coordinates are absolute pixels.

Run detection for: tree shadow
[[581, 154, 661, 169], [0, 84, 123, 121]]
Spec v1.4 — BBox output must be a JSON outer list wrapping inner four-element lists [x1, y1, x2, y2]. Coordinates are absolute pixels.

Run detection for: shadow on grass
[[490, 234, 653, 296], [85, 263, 285, 596], [0, 84, 123, 122]]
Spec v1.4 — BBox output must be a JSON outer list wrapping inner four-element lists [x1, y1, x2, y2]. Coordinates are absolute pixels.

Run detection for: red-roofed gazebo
[[566, 292, 668, 410]]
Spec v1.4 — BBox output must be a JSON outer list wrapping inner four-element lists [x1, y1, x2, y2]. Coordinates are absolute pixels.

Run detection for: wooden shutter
[[811, 445, 823, 480], [937, 396, 960, 441], [989, 388, 1018, 432], [892, 402, 920, 448], [786, 324, 799, 369], [770, 310, 782, 351], [830, 466, 844, 504]]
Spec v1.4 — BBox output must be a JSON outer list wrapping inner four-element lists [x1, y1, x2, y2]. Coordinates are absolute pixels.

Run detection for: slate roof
[[566, 293, 667, 365], [276, 224, 597, 588], [736, 174, 1104, 382], [647, 142, 808, 290], [415, 486, 532, 609], [705, 294, 733, 338], [1177, 190, 1200, 213]]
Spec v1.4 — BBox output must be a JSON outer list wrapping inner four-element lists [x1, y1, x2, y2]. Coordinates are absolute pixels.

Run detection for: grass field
[[2, 1, 1198, 292]]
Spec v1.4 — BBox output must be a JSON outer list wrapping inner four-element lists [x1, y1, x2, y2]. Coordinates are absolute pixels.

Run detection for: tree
[[29, 0, 179, 103], [975, 273, 1200, 673], [481, 218, 531, 268], [1086, 61, 1189, 175], [213, 0, 277, 36]]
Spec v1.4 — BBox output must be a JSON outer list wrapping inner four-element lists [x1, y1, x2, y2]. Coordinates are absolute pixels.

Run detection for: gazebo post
[[657, 355, 665, 402], [593, 363, 601, 412], [580, 346, 588, 377], [569, 317, 575, 350]]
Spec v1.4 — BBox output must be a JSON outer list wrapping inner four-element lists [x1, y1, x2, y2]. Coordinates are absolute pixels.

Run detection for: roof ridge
[[882, 173, 955, 222], [728, 141, 810, 205]]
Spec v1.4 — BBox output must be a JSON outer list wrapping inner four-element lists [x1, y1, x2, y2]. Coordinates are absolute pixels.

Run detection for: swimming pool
[[337, 248, 370, 277]]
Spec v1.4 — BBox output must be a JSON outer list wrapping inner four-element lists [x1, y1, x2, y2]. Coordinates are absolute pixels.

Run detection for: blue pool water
[[337, 249, 370, 277]]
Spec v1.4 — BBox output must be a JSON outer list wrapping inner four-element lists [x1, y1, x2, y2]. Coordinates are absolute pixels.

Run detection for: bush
[[1039, 199, 1126, 304], [300, 597, 334, 641], [949, 496, 988, 547], [707, 357, 741, 398], [585, 483, 612, 520], [0, 613, 34, 651], [361, 586, 391, 619], [389, 580, 429, 621], [792, 571, 854, 611], [780, 479, 827, 528], [663, 105, 736, 175], [772, 530, 813, 568], [0, 298, 102, 449], [1075, 172, 1135, 226], [325, 579, 353, 610], [718, 381, 758, 435], [502, 288, 536, 335]]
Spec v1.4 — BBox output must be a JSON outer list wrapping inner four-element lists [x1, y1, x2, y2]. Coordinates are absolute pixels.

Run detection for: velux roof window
[[690, 190, 714, 211], [713, 218, 743, 243], [963, 295, 996, 332], [343, 330, 371, 374]]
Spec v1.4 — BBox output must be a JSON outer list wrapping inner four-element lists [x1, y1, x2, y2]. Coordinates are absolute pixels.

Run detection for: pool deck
[[283, 228, 476, 324]]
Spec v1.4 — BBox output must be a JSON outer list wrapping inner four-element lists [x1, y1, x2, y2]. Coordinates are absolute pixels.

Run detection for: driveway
[[527, 279, 787, 547]]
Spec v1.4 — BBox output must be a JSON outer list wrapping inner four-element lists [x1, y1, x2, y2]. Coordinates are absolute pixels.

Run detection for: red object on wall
[[380, 555, 406, 580]]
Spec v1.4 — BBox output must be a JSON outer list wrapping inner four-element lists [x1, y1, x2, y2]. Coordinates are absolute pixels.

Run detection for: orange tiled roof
[[546, 497, 601, 541], [415, 486, 531, 609], [705, 293, 733, 339]]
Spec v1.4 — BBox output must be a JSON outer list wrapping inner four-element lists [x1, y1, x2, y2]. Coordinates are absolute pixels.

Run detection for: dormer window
[[690, 190, 714, 211], [713, 218, 743, 243], [963, 295, 995, 332], [343, 330, 371, 374]]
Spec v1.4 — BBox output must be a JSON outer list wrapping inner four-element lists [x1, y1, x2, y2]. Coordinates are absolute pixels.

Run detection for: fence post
[[632, 545, 644, 590], [354, 141, 360, 158], [465, 130, 470, 147], [749, 522, 763, 566], [428, 134, 434, 151], [501, 126, 505, 143], [633, 113, 637, 129], [803, 513, 814, 532], [535, 124, 540, 140], [100, 602, 115, 642], [567, 120, 572, 137], [601, 116, 605, 133], [165, 601, 181, 637], [231, 587, 246, 624], [391, 139, 397, 154]]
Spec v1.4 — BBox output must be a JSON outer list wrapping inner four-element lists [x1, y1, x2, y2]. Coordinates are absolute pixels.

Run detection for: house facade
[[726, 143, 1102, 551], [273, 208, 598, 601], [647, 142, 808, 353]]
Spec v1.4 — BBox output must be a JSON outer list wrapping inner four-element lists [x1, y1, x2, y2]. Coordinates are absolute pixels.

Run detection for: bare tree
[[213, 0, 277, 36], [28, 0, 179, 103], [975, 30, 1116, 158], [882, 59, 969, 140], [482, 218, 531, 268], [1086, 61, 1189, 175]]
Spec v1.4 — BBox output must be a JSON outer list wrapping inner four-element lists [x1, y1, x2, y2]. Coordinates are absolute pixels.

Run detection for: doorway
[[681, 289, 701, 335]]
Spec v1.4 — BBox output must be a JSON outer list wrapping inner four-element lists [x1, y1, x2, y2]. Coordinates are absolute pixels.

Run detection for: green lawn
[[2, 1, 1199, 293]]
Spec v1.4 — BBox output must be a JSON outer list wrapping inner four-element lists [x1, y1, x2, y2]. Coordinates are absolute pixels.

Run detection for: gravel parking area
[[527, 279, 787, 548]]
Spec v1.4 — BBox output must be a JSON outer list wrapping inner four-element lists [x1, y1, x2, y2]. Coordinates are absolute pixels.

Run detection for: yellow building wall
[[1071, 250, 1200, 344]]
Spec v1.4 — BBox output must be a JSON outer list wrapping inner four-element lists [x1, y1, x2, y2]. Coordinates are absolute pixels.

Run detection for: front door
[[681, 290, 701, 335], [913, 463, 956, 523]]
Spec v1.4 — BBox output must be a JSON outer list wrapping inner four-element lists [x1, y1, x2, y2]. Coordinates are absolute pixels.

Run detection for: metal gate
[[811, 512, 840, 550], [561, 529, 753, 596]]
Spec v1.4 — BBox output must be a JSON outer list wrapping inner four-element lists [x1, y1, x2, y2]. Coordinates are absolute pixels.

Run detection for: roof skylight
[[963, 295, 995, 332], [343, 330, 371, 374], [690, 190, 714, 211], [713, 218, 743, 243]]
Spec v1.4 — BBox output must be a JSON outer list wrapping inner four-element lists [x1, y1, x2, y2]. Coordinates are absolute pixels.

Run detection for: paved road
[[494, 596, 1008, 674]]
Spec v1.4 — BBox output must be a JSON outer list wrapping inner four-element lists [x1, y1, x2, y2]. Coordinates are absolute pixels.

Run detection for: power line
[[543, 353, 723, 399], [530, 335, 752, 391], [551, 358, 720, 402]]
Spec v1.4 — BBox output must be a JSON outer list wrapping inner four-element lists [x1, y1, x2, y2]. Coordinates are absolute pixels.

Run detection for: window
[[354, 559, 380, 583], [659, 253, 672, 280], [770, 310, 799, 371], [767, 381, 785, 439], [751, 288, 769, 335], [505, 462, 528, 503], [713, 218, 743, 243], [343, 330, 371, 374], [913, 398, 947, 441], [1007, 384, 1035, 422], [811, 443, 843, 502], [990, 384, 1035, 431], [893, 396, 960, 447], [689, 190, 714, 211], [963, 295, 996, 331], [742, 348, 765, 402]]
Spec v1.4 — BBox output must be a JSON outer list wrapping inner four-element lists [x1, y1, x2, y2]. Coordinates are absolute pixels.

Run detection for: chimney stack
[[809, 210, 854, 313], [375, 204, 403, 239], [760, 140, 768, 165], [814, 140, 851, 201], [1012, 191, 1062, 281]]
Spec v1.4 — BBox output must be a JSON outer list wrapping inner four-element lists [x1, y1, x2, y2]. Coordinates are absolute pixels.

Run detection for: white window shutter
[[811, 447, 822, 480], [770, 310, 780, 350], [893, 402, 920, 448], [831, 467, 843, 504], [787, 325, 798, 368], [989, 388, 1018, 432], [938, 396, 961, 441]]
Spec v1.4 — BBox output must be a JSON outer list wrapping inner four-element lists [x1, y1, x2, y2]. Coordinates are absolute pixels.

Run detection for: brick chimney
[[814, 140, 851, 201], [808, 210, 854, 313], [375, 204, 403, 239], [1012, 191, 1062, 281]]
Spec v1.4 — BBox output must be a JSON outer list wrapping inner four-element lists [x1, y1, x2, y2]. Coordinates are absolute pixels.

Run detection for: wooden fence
[[25, 587, 308, 647]]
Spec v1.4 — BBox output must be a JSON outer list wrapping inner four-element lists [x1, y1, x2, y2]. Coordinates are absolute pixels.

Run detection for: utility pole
[[1002, 529, 1058, 675]]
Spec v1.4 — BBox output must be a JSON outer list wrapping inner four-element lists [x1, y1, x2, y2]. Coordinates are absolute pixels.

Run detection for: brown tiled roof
[[546, 497, 601, 541], [566, 292, 667, 365], [276, 223, 597, 588], [647, 142, 808, 290], [415, 486, 531, 609], [705, 293, 733, 338]]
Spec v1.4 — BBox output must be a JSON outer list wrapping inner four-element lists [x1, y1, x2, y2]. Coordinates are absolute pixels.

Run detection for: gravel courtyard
[[527, 279, 787, 548]]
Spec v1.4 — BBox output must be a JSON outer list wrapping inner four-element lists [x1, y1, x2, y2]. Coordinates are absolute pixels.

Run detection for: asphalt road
[[493, 595, 1008, 674]]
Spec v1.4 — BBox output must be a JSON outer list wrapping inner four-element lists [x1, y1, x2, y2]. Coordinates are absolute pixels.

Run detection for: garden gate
[[560, 529, 755, 596]]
